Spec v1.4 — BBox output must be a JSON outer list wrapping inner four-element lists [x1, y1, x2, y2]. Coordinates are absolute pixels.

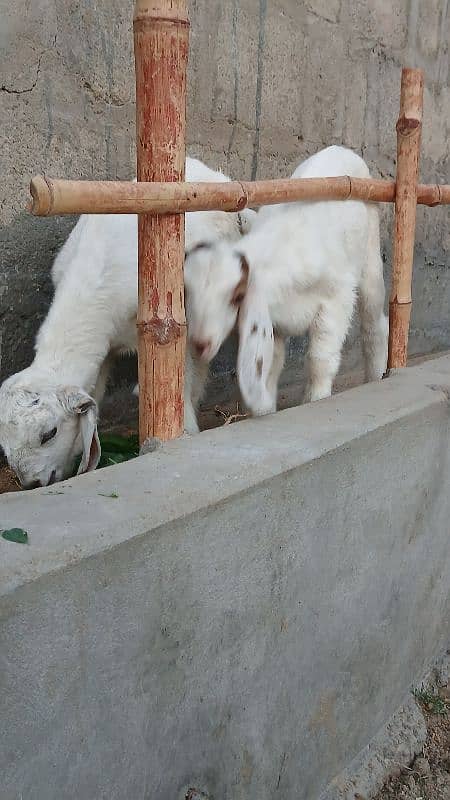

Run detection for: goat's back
[[291, 145, 370, 180]]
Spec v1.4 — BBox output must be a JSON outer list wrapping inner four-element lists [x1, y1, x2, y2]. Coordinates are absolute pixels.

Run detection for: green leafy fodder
[[97, 433, 139, 468], [73, 433, 139, 474]]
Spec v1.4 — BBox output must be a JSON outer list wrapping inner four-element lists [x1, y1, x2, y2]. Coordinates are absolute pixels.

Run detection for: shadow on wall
[[0, 211, 77, 382]]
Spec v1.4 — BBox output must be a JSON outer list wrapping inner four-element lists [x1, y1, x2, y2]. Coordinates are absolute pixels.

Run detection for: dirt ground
[[374, 687, 450, 800], [0, 465, 20, 493]]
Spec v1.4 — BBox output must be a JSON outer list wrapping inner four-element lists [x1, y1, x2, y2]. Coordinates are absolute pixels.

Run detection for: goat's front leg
[[183, 396, 200, 434], [133, 384, 200, 433], [93, 353, 114, 405], [304, 293, 355, 403], [183, 345, 209, 434], [132, 347, 207, 434]]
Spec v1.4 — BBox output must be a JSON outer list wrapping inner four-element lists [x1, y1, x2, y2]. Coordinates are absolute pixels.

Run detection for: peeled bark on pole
[[388, 68, 424, 369], [134, 0, 189, 443]]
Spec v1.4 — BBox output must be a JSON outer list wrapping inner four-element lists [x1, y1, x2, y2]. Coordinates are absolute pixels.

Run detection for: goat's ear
[[77, 407, 101, 475], [231, 255, 250, 306], [58, 387, 95, 415], [237, 281, 275, 416], [58, 388, 101, 474], [17, 389, 40, 408]]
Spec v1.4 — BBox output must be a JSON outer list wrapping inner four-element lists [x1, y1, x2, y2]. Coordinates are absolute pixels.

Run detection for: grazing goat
[[0, 158, 256, 488], [184, 146, 388, 416]]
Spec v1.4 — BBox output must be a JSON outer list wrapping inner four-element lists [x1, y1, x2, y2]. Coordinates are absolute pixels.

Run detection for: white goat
[[0, 158, 256, 488], [184, 145, 388, 416]]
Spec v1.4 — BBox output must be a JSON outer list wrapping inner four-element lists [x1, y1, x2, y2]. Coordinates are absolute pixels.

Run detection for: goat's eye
[[40, 427, 57, 445], [232, 293, 245, 306]]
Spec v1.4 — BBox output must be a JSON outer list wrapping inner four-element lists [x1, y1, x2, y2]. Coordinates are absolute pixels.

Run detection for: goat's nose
[[193, 339, 211, 358], [24, 479, 41, 490]]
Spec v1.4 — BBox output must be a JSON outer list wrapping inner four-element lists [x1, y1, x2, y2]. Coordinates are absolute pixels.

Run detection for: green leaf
[[98, 491, 119, 499], [100, 451, 129, 465], [97, 434, 139, 469], [98, 433, 139, 456], [1, 528, 29, 544]]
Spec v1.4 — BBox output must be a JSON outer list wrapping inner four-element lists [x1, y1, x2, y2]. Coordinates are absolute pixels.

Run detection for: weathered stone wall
[[1, 0, 449, 387]]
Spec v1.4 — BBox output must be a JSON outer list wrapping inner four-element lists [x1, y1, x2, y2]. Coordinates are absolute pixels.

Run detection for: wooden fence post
[[133, 0, 189, 443], [388, 67, 424, 369]]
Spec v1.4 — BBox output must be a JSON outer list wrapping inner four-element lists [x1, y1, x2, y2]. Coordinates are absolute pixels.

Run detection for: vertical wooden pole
[[388, 68, 424, 369], [133, 0, 189, 443]]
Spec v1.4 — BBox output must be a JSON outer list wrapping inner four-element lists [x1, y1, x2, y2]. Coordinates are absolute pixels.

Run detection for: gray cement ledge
[[1, 355, 450, 799]]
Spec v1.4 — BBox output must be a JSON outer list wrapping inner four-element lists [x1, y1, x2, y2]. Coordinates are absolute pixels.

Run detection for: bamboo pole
[[29, 174, 450, 216], [388, 68, 424, 369], [133, 0, 189, 443]]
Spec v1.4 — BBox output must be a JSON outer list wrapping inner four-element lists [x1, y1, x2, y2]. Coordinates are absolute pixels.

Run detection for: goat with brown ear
[[184, 145, 388, 417], [185, 244, 251, 362]]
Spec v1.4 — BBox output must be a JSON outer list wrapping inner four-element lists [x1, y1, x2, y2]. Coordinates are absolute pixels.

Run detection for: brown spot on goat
[[251, 323, 258, 334], [185, 241, 213, 258], [231, 255, 250, 307], [256, 357, 263, 378]]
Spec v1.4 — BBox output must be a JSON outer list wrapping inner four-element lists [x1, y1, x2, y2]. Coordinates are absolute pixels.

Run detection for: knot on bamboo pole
[[422, 184, 443, 207], [345, 176, 353, 199], [396, 116, 421, 136], [29, 175, 53, 216], [137, 315, 185, 346], [133, 0, 189, 26], [236, 182, 250, 211]]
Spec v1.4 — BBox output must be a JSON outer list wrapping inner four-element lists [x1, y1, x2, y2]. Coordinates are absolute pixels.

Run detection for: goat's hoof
[[139, 437, 162, 455]]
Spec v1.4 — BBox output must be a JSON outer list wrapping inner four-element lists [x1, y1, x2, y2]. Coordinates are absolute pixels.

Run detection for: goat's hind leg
[[304, 293, 355, 403], [358, 204, 388, 381]]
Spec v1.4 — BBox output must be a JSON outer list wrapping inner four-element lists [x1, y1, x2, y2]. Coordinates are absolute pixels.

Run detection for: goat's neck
[[32, 284, 114, 395], [242, 228, 287, 304]]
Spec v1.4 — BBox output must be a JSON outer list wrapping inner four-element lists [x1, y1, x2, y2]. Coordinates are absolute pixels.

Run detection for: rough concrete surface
[[1, 355, 450, 799], [322, 650, 450, 800], [320, 696, 427, 800], [1, 0, 449, 390], [373, 651, 450, 799]]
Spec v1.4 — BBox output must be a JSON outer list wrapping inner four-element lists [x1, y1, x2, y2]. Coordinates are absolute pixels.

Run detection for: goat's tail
[[358, 205, 389, 382]]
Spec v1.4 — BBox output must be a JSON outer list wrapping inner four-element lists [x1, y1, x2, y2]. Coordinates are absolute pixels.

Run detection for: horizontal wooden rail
[[29, 174, 450, 216]]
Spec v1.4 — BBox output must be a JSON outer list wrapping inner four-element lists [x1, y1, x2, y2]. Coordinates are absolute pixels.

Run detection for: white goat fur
[[0, 157, 256, 488], [184, 146, 388, 416]]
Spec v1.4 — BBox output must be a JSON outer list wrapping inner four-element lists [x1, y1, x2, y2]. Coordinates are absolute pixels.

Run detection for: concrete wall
[[1, 355, 450, 799], [0, 1, 449, 387]]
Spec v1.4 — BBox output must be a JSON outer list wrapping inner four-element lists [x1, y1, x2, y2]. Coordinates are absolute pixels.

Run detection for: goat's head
[[0, 373, 100, 489], [184, 241, 250, 362]]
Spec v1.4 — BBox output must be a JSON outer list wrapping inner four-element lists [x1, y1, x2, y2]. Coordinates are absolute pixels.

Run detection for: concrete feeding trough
[[1, 354, 450, 799]]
